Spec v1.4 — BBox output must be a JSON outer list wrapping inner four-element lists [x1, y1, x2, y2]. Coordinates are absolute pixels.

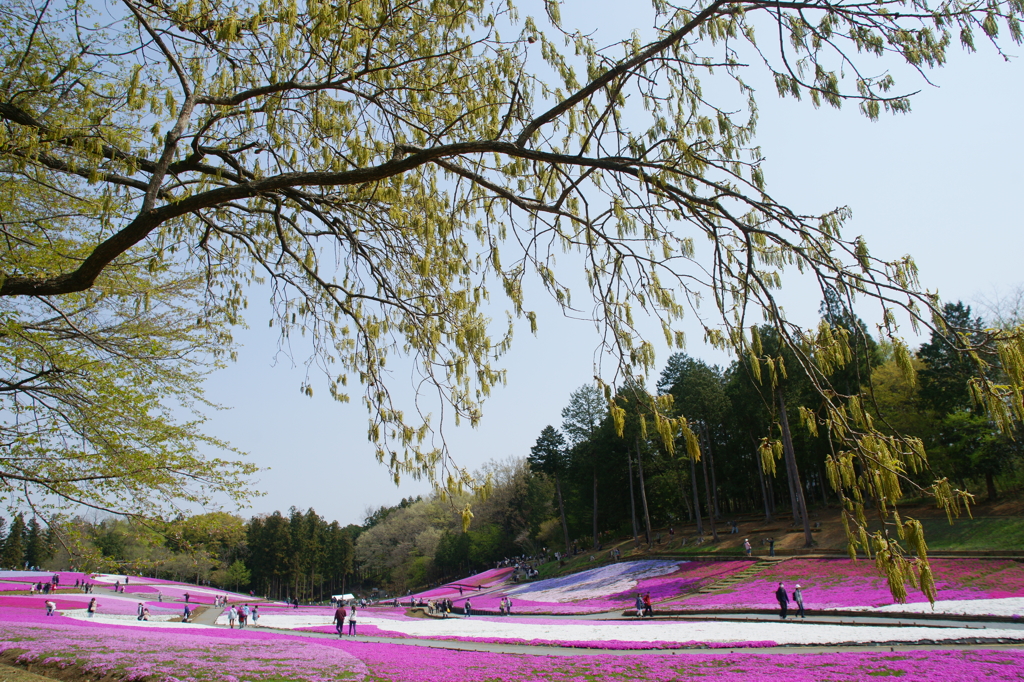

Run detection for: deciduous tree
[[4, 0, 1024, 600]]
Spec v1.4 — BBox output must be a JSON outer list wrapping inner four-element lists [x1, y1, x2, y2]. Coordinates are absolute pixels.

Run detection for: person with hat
[[793, 584, 805, 618]]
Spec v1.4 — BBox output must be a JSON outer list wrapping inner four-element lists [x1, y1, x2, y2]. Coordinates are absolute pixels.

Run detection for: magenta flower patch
[[661, 558, 1024, 610]]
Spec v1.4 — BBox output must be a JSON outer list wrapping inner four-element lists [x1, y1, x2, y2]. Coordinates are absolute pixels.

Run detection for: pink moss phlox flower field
[[333, 640, 1024, 682], [0, 610, 367, 681], [662, 558, 1024, 610], [440, 560, 750, 613], [412, 568, 514, 599], [298, 621, 780, 650]]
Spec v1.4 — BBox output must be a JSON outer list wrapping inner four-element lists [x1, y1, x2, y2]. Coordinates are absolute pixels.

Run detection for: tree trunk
[[555, 472, 571, 554], [700, 440, 718, 542], [689, 455, 704, 535], [703, 423, 722, 519], [777, 388, 813, 548], [627, 450, 640, 546], [756, 451, 773, 523], [636, 437, 653, 547], [986, 471, 998, 500], [677, 469, 693, 521], [592, 467, 600, 550]]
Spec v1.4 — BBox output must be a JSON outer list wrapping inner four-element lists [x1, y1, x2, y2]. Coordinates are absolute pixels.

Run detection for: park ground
[[4, 532, 1024, 682]]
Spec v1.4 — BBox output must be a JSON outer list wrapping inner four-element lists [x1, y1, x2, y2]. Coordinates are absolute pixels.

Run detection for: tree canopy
[[3, 0, 1024, 558]]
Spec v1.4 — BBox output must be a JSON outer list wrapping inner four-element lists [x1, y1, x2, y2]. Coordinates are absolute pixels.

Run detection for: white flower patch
[[507, 560, 681, 603], [351, 614, 1024, 646], [223, 612, 334, 629], [872, 597, 1024, 618], [63, 612, 214, 628]]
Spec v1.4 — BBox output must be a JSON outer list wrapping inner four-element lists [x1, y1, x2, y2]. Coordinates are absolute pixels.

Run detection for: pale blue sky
[[198, 1, 1024, 526]]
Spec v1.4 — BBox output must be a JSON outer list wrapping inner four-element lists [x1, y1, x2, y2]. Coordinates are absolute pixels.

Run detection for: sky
[[196, 1, 1024, 528]]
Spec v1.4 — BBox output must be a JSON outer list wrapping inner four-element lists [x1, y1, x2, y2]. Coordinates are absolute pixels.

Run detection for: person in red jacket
[[333, 605, 347, 637]]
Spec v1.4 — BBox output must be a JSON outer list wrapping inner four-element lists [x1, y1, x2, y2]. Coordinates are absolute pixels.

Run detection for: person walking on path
[[183, 603, 192, 623], [137, 602, 145, 621], [793, 585, 805, 618], [642, 593, 653, 618], [768, 537, 776, 557], [506, 598, 513, 615], [464, 599, 472, 617], [87, 598, 97, 618], [634, 593, 644, 618], [227, 605, 237, 628], [743, 538, 752, 556], [252, 605, 260, 626], [348, 605, 357, 635], [333, 605, 347, 637], [775, 583, 789, 619], [239, 604, 249, 628]]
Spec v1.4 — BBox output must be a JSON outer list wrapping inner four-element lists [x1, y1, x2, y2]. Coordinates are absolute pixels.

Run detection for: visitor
[[348, 605, 357, 635], [743, 538, 752, 556], [464, 599, 472, 617], [634, 593, 643, 618], [45, 600, 56, 616], [775, 582, 789, 619], [184, 592, 190, 604], [507, 598, 513, 615], [643, 592, 653, 618], [183, 603, 192, 623], [87, 597, 97, 618], [239, 603, 249, 628], [334, 604, 347, 636], [142, 606, 150, 621], [137, 602, 145, 621], [252, 605, 260, 626], [793, 585, 805, 618], [228, 605, 237, 628], [768, 537, 776, 557]]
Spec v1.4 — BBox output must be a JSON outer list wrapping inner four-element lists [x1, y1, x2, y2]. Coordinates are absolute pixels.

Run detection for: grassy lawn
[[916, 516, 1024, 551]]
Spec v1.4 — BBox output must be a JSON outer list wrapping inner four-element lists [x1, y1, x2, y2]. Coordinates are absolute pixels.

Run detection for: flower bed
[[298, 620, 780, 650], [336, 640, 1024, 682], [411, 567, 515, 599], [0, 610, 367, 681], [258, 608, 1024, 647], [2, 597, 1024, 681], [0, 594, 182, 617], [440, 560, 750, 614], [661, 558, 1024, 611]]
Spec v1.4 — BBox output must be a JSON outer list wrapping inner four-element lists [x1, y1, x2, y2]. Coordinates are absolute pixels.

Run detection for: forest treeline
[[12, 299, 1023, 595]]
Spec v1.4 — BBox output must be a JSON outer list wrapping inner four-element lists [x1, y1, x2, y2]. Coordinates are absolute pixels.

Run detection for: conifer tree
[[528, 426, 571, 554], [2, 514, 27, 569]]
